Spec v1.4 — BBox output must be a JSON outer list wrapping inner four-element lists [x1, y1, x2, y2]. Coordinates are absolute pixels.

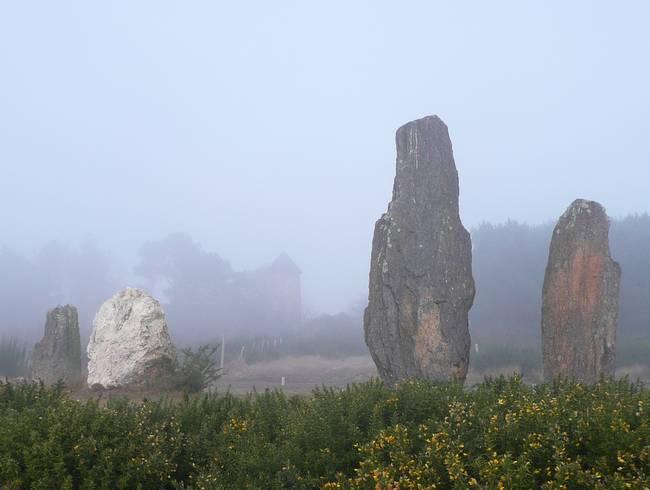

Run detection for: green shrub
[[0, 377, 648, 488], [0, 337, 28, 378], [173, 343, 223, 393]]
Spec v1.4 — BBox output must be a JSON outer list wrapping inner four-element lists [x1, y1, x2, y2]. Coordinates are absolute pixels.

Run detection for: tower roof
[[269, 253, 301, 274]]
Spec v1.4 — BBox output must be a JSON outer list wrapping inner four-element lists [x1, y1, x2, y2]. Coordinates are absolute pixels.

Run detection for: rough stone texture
[[31, 305, 82, 385], [87, 288, 176, 389], [542, 199, 621, 383], [364, 115, 475, 386]]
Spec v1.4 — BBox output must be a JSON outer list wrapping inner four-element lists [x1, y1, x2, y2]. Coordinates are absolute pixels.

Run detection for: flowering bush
[[0, 376, 648, 488]]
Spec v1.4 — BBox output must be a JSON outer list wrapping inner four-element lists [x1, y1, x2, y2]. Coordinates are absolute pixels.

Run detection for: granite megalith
[[31, 305, 82, 386], [541, 199, 621, 383], [87, 288, 176, 389], [364, 115, 475, 385]]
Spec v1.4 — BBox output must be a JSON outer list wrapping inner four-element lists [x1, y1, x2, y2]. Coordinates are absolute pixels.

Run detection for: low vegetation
[[470, 344, 542, 376], [0, 376, 648, 488], [226, 314, 367, 364], [0, 337, 28, 378], [618, 339, 650, 368], [173, 343, 223, 393]]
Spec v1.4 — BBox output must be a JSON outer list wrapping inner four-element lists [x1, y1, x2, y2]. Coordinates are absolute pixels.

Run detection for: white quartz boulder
[[87, 288, 176, 389]]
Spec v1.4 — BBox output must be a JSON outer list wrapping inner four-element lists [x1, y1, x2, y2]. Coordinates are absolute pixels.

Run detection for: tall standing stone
[[542, 199, 621, 383], [87, 288, 176, 389], [31, 305, 82, 386], [364, 115, 475, 385]]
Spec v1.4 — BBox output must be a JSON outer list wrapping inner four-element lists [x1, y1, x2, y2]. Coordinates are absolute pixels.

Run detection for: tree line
[[470, 213, 650, 346], [0, 214, 648, 353]]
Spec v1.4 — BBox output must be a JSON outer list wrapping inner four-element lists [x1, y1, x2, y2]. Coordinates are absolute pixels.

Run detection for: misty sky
[[1, 2, 648, 314]]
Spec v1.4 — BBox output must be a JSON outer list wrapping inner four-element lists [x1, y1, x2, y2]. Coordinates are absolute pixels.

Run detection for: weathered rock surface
[[364, 115, 475, 385], [542, 199, 621, 383], [31, 305, 82, 385], [87, 288, 176, 389]]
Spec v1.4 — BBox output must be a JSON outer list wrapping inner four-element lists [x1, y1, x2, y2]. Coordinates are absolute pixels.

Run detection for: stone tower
[[258, 253, 302, 331]]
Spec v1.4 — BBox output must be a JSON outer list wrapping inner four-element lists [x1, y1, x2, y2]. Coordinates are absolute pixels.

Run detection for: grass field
[[209, 353, 650, 395]]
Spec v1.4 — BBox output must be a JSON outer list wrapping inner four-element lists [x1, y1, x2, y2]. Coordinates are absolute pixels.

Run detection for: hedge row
[[0, 376, 648, 489]]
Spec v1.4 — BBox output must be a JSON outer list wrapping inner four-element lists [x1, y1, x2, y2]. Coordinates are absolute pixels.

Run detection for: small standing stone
[[364, 115, 475, 385], [541, 199, 621, 383], [31, 305, 82, 386]]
